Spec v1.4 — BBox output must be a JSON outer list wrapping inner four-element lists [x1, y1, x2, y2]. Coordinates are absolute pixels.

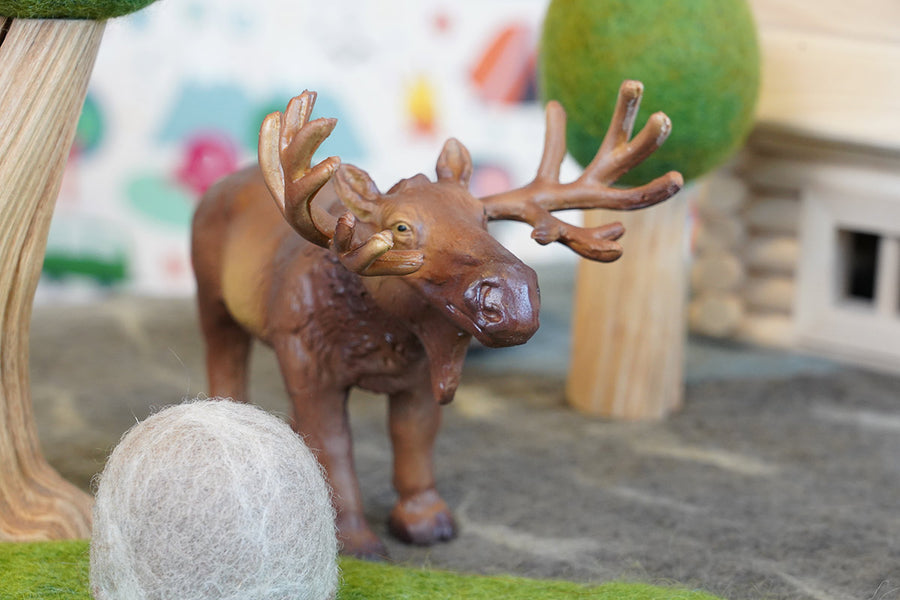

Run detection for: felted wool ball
[[539, 0, 760, 183], [90, 399, 338, 600]]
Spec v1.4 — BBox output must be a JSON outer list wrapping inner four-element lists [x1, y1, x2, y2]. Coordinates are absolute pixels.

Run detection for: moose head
[[330, 143, 541, 351]]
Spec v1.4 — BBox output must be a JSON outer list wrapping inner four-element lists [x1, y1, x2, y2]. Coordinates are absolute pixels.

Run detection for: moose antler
[[259, 90, 338, 248], [259, 90, 423, 275], [481, 80, 684, 262]]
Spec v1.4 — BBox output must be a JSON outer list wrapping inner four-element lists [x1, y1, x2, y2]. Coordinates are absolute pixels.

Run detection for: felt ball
[[539, 0, 760, 183], [90, 399, 338, 600]]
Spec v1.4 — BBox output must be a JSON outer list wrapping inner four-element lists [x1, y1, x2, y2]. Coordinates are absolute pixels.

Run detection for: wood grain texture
[[567, 193, 689, 420], [750, 0, 900, 151], [0, 18, 104, 541], [751, 0, 900, 46]]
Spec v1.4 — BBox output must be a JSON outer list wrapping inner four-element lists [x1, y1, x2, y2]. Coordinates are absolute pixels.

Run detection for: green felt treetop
[[540, 0, 760, 184], [0, 0, 158, 19]]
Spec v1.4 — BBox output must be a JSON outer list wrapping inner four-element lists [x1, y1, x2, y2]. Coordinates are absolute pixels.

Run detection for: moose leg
[[387, 388, 456, 545], [197, 294, 252, 402], [294, 392, 386, 558], [273, 337, 387, 559]]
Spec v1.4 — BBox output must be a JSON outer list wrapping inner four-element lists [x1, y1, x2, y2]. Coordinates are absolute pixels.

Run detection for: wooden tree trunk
[[566, 192, 690, 420], [0, 18, 105, 541]]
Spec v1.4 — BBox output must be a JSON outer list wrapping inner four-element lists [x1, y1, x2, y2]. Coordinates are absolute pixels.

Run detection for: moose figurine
[[191, 80, 682, 558]]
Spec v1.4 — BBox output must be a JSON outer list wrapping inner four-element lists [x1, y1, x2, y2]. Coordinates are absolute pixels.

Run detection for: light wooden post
[[0, 18, 105, 540], [567, 191, 690, 420]]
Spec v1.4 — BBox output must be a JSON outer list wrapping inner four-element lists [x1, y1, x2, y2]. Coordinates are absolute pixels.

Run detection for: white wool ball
[[90, 399, 338, 600]]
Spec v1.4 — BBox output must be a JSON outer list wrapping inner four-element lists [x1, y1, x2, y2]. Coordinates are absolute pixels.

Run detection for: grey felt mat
[[28, 267, 900, 600]]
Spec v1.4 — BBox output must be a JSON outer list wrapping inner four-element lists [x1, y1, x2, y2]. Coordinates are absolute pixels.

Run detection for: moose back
[[191, 84, 682, 558]]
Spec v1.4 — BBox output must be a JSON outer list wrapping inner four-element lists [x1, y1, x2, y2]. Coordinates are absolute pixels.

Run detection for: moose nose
[[465, 269, 540, 347]]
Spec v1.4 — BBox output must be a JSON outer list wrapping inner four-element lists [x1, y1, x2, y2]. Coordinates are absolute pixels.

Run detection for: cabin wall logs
[[689, 155, 799, 349]]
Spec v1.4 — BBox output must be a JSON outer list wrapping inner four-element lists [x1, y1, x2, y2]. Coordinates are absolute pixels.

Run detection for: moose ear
[[334, 164, 381, 222], [436, 138, 473, 188]]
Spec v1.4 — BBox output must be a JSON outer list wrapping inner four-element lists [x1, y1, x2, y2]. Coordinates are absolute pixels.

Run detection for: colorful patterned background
[[41, 0, 584, 299]]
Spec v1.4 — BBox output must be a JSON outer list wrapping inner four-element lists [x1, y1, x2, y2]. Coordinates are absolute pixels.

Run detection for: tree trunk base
[[567, 191, 691, 420], [0, 18, 104, 541]]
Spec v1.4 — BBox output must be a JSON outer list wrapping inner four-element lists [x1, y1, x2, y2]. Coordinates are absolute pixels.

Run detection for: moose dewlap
[[90, 399, 338, 600]]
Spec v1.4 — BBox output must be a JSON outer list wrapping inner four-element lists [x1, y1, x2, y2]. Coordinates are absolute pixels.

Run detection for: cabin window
[[795, 176, 900, 369], [839, 230, 880, 305]]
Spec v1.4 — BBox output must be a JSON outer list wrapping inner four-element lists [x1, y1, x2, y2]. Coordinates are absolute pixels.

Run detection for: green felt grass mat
[[0, 540, 724, 599]]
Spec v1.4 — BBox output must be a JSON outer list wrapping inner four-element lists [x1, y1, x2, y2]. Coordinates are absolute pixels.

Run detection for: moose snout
[[464, 266, 540, 347]]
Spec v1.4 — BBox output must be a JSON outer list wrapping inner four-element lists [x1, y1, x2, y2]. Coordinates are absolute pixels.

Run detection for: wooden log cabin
[[689, 0, 900, 372]]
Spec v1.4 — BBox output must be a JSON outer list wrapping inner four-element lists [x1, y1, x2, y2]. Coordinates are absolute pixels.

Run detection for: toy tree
[[540, 0, 760, 419], [0, 0, 157, 541]]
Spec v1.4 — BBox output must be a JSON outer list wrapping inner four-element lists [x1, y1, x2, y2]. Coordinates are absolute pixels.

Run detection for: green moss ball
[[539, 0, 759, 184]]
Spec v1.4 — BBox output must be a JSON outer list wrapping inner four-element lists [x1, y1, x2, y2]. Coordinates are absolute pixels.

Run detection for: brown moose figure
[[191, 81, 682, 558]]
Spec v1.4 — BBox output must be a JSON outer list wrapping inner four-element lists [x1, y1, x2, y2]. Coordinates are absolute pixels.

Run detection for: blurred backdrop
[[40, 0, 580, 300]]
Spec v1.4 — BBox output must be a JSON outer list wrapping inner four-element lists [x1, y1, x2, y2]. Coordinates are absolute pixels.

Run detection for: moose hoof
[[388, 489, 457, 545], [337, 516, 389, 560]]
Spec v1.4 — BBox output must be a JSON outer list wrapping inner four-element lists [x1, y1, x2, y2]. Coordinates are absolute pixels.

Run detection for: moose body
[[192, 86, 682, 558], [193, 158, 540, 557]]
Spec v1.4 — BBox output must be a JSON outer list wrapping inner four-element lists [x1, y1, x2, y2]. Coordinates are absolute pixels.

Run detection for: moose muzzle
[[464, 263, 540, 347]]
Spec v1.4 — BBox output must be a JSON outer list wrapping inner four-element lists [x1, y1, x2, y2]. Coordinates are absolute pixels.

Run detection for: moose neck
[[364, 276, 471, 405]]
